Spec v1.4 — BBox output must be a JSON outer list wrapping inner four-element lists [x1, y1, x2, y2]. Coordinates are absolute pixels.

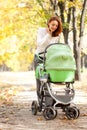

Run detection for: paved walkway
[[0, 71, 87, 130], [0, 71, 87, 104], [0, 71, 36, 86]]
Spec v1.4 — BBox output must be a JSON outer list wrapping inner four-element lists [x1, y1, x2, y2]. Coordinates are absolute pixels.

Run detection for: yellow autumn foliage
[[0, 0, 45, 71]]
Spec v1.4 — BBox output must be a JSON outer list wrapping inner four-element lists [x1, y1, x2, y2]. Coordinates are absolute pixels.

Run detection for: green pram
[[31, 43, 80, 120]]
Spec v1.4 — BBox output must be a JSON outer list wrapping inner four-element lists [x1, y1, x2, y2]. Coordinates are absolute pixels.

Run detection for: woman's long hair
[[47, 16, 62, 37]]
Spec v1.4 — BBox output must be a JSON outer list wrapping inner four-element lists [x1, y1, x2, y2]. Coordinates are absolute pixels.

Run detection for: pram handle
[[38, 51, 45, 55], [44, 43, 65, 54]]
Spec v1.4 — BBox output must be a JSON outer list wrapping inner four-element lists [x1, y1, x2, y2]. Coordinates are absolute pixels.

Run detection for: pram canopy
[[45, 43, 76, 71]]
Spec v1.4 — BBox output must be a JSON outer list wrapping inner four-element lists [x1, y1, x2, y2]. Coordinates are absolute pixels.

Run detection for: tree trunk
[[58, 2, 72, 44], [72, 7, 81, 80], [49, 0, 58, 15], [65, 7, 72, 44], [79, 0, 87, 72]]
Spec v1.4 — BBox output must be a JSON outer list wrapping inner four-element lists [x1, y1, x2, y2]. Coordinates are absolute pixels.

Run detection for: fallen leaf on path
[[37, 117, 43, 121]]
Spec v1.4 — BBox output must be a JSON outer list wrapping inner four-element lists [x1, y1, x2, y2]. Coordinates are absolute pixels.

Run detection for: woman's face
[[48, 20, 58, 32]]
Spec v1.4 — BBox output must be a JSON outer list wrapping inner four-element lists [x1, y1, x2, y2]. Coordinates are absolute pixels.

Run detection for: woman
[[34, 16, 62, 100], [34, 16, 62, 68]]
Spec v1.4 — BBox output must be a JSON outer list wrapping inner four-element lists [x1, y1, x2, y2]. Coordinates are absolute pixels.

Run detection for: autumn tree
[[0, 0, 42, 71]]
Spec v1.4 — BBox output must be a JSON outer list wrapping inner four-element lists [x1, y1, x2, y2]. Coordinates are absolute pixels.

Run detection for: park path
[[0, 71, 36, 86], [0, 71, 87, 130], [0, 71, 87, 104]]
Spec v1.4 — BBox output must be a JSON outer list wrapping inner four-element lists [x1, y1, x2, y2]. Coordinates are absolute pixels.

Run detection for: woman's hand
[[47, 27, 52, 35]]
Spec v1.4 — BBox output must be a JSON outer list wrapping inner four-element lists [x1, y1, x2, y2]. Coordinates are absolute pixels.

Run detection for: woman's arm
[[37, 28, 51, 46]]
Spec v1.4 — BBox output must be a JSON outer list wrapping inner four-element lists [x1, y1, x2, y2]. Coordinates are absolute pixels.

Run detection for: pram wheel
[[65, 106, 80, 119], [73, 107, 80, 118], [43, 107, 57, 120], [31, 100, 38, 115]]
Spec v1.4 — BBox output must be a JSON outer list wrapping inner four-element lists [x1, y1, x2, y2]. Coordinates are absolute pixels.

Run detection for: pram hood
[[45, 43, 76, 71]]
